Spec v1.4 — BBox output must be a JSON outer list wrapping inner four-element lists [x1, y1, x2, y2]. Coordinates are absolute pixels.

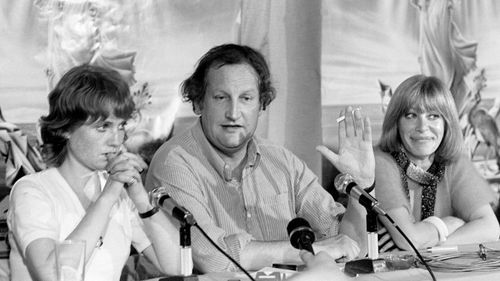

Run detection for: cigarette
[[336, 115, 346, 123], [425, 246, 458, 253]]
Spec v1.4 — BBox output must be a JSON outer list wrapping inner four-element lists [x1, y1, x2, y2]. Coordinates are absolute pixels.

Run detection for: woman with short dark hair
[[8, 64, 180, 281]]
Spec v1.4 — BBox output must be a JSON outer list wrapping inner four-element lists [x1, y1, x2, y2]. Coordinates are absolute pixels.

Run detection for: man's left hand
[[314, 233, 360, 261]]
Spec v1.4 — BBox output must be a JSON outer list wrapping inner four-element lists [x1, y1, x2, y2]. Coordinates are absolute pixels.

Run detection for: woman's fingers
[[362, 116, 372, 142], [105, 151, 148, 189], [338, 106, 370, 141], [109, 170, 140, 186], [353, 107, 364, 137], [345, 106, 355, 138], [107, 152, 147, 174], [337, 108, 347, 146], [122, 152, 148, 171]]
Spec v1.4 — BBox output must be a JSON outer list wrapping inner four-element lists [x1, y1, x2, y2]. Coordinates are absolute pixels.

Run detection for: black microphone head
[[287, 217, 311, 235], [287, 217, 315, 250], [334, 173, 355, 194]]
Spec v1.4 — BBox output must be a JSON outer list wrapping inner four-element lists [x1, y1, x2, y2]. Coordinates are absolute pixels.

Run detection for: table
[[145, 268, 291, 281], [146, 241, 500, 281], [355, 268, 500, 281], [146, 269, 500, 281]]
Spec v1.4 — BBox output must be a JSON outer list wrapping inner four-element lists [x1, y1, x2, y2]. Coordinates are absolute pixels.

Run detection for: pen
[[479, 244, 487, 260], [425, 245, 458, 253]]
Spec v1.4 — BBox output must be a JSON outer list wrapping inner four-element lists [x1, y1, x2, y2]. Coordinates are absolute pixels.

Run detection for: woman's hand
[[316, 106, 374, 188], [103, 150, 149, 207], [441, 216, 465, 235]]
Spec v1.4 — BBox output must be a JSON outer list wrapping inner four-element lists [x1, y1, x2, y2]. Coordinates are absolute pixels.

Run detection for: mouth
[[221, 124, 242, 129], [103, 153, 114, 161], [411, 136, 434, 141], [104, 150, 120, 160]]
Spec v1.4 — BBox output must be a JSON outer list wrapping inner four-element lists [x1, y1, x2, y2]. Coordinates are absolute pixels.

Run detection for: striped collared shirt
[[146, 120, 345, 272]]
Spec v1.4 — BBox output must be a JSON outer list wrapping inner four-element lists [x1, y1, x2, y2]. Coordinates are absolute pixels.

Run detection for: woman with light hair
[[375, 74, 499, 252]]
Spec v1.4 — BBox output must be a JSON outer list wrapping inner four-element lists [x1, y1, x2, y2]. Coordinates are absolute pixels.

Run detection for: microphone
[[287, 217, 315, 254], [149, 187, 196, 225], [334, 173, 385, 215]]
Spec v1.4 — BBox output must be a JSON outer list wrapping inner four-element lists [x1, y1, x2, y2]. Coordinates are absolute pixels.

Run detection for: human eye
[[118, 121, 128, 131], [95, 120, 113, 132], [404, 112, 416, 119], [428, 113, 441, 120], [94, 122, 107, 132], [241, 95, 254, 102], [213, 94, 226, 101]]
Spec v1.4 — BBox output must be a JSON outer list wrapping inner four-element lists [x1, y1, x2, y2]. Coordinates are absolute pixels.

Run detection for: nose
[[225, 100, 241, 120], [415, 115, 428, 132], [108, 127, 125, 146]]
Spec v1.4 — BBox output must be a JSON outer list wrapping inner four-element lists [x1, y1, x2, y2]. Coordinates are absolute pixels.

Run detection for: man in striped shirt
[[146, 44, 374, 273]]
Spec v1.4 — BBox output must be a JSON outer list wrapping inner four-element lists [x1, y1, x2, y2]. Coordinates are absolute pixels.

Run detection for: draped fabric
[[3, 0, 500, 175], [1, 0, 323, 175], [0, 0, 240, 124], [36, 0, 138, 89], [0, 0, 241, 167], [239, 0, 323, 175], [0, 120, 45, 187], [412, 0, 477, 115], [321, 0, 500, 109]]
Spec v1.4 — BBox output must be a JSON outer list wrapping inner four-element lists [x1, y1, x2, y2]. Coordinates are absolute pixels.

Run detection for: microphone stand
[[179, 222, 195, 277], [344, 203, 386, 276], [366, 210, 379, 260], [160, 218, 199, 281], [150, 187, 198, 281]]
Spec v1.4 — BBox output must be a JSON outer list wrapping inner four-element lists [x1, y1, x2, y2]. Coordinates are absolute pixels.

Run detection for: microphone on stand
[[334, 173, 386, 274], [334, 173, 385, 215], [287, 217, 315, 254], [150, 187, 198, 281], [334, 174, 437, 280], [150, 186, 196, 225], [149, 188, 257, 281]]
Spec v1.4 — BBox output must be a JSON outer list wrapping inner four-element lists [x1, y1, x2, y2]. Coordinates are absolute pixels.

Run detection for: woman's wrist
[[423, 216, 449, 243], [139, 206, 159, 219], [135, 201, 155, 214], [96, 189, 121, 208], [441, 216, 465, 234]]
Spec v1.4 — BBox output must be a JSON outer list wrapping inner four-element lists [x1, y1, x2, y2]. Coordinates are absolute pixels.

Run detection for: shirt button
[[247, 212, 252, 218]]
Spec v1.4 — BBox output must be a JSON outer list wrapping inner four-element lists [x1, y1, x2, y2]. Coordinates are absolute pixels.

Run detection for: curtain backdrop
[[0, 0, 324, 176], [321, 0, 500, 107], [239, 0, 323, 176], [0, 0, 240, 124], [3, 0, 500, 178]]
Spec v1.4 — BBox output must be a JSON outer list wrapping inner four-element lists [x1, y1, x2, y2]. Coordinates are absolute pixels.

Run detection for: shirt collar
[[192, 119, 260, 181]]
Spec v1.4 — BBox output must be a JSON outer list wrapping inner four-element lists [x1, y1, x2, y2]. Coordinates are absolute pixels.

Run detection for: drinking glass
[[56, 240, 86, 281]]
